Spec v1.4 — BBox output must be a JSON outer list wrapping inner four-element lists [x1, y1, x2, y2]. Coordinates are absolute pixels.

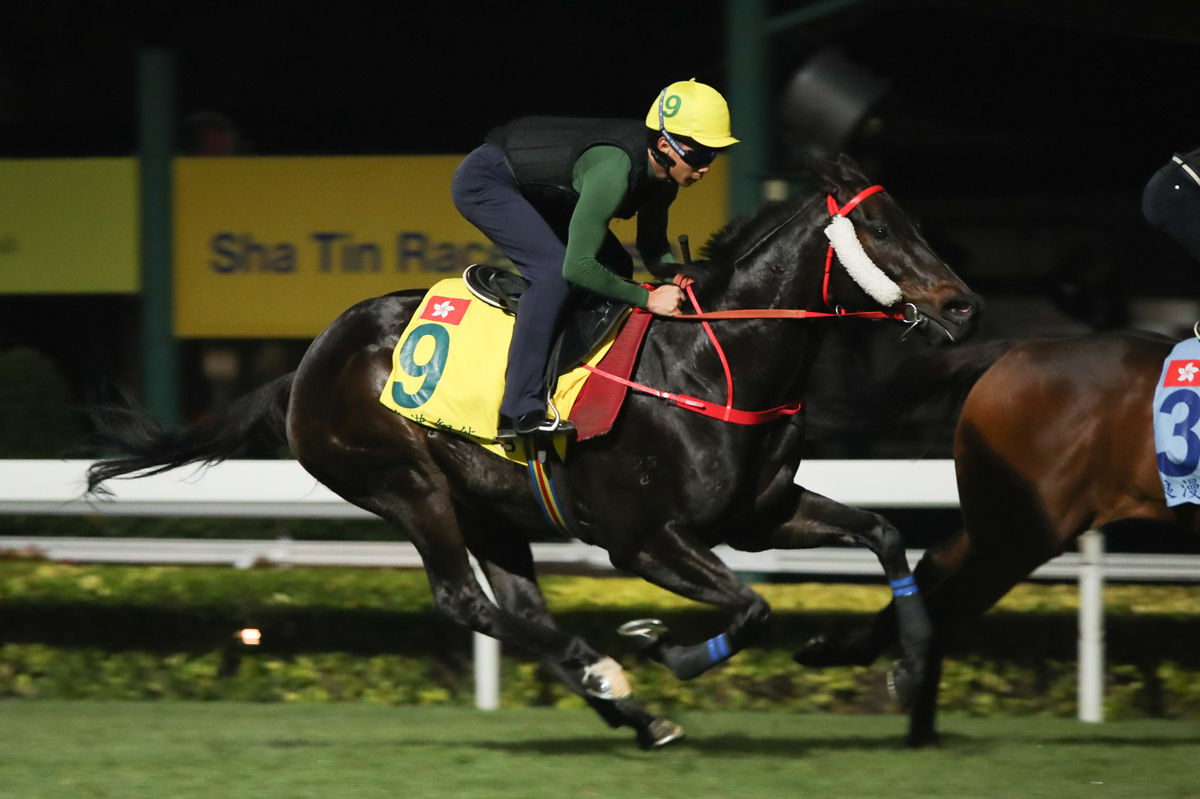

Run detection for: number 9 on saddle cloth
[[379, 267, 635, 459]]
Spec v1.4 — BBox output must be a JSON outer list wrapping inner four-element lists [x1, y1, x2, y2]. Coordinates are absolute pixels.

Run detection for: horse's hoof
[[637, 717, 685, 751], [793, 634, 834, 667], [887, 660, 916, 712], [617, 618, 669, 650], [905, 728, 941, 748], [581, 656, 632, 700], [794, 631, 879, 668]]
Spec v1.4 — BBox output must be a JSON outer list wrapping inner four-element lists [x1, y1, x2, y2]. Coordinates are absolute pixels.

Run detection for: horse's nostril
[[943, 299, 974, 320]]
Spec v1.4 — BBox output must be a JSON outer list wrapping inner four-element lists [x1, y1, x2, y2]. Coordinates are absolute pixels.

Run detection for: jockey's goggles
[[676, 144, 719, 168], [656, 89, 718, 168]]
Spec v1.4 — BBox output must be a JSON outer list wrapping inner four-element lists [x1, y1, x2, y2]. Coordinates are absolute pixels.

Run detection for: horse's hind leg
[[607, 527, 772, 681], [462, 519, 683, 749], [345, 471, 633, 702]]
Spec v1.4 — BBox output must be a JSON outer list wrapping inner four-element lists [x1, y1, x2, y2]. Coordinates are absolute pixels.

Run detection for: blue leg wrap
[[705, 633, 732, 664], [890, 575, 918, 597]]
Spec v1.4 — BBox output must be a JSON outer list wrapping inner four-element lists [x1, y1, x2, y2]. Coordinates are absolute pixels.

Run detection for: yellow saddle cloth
[[379, 278, 620, 462]]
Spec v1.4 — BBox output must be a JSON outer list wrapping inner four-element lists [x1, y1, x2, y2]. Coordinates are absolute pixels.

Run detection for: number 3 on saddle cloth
[[379, 275, 653, 530], [1154, 336, 1200, 506]]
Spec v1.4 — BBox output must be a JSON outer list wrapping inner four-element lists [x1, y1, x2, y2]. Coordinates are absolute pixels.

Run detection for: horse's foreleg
[[472, 549, 683, 750], [795, 529, 969, 669], [745, 486, 931, 709], [609, 527, 770, 681]]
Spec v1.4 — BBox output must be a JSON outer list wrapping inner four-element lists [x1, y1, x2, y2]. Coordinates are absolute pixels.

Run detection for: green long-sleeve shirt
[[561, 146, 677, 309]]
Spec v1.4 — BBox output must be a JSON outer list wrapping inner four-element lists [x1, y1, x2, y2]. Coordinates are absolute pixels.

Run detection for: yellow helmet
[[645, 79, 739, 149]]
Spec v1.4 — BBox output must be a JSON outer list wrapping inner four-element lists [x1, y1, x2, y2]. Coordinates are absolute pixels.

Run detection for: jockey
[[451, 79, 738, 438], [1143, 146, 1200, 262]]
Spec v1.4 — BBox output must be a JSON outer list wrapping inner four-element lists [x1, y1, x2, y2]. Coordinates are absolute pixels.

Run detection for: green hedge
[[0, 561, 1198, 717], [0, 645, 1198, 720]]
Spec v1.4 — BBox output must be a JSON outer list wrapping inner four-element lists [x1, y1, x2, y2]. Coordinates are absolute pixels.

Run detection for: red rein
[[583, 184, 903, 426], [582, 289, 805, 424]]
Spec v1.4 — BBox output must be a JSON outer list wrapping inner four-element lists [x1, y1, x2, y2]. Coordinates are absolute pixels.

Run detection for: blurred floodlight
[[781, 47, 890, 158], [238, 628, 262, 646], [202, 348, 239, 382]]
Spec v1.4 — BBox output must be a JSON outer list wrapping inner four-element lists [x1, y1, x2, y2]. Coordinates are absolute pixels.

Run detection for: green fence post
[[138, 49, 180, 424], [728, 0, 768, 218], [727, 0, 871, 218]]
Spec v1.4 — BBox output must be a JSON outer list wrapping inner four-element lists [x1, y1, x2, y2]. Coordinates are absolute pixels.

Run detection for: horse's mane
[[677, 182, 825, 298], [699, 190, 823, 265]]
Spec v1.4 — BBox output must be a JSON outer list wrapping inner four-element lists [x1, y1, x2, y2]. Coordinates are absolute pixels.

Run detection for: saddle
[[463, 263, 632, 397]]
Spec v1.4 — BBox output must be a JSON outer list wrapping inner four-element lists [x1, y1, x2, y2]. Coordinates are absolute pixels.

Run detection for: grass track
[[0, 703, 1196, 799]]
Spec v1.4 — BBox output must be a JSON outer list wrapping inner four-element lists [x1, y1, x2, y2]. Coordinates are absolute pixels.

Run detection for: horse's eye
[[872, 227, 889, 240]]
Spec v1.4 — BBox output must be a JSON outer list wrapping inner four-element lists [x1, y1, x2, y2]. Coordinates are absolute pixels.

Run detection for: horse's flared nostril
[[942, 298, 977, 323]]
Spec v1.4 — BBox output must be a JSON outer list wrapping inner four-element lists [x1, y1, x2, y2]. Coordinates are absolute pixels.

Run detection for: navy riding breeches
[[451, 143, 632, 419]]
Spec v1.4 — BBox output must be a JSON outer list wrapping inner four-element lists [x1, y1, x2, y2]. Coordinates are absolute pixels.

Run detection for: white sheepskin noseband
[[823, 215, 903, 307]]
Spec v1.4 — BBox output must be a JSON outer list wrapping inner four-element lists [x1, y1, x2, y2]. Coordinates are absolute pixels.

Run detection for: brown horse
[[87, 157, 979, 749], [797, 329, 1197, 746]]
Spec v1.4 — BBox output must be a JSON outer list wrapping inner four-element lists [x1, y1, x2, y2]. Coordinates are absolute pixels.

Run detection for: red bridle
[[668, 184, 903, 322], [582, 184, 910, 424], [823, 184, 895, 315]]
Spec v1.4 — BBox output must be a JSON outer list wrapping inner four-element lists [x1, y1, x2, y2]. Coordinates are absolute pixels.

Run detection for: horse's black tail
[[86, 373, 295, 494], [807, 338, 1017, 437]]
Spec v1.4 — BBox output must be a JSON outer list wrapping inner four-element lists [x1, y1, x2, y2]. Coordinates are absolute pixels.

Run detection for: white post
[[1078, 530, 1105, 723], [469, 556, 501, 711]]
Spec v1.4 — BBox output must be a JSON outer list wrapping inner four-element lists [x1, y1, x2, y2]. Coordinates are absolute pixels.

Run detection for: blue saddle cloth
[[1153, 337, 1200, 506]]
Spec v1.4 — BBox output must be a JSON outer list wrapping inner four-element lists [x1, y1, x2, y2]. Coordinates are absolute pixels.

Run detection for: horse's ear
[[806, 156, 841, 196], [835, 153, 868, 181]]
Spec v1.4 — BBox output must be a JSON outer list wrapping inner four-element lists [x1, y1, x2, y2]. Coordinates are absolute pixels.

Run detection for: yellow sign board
[[174, 155, 728, 338], [0, 159, 139, 294]]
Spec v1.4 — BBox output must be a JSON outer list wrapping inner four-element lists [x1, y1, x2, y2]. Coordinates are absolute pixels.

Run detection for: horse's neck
[[666, 222, 830, 411], [718, 224, 828, 313]]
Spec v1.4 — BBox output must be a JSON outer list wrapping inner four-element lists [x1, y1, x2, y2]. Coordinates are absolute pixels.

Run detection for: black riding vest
[[485, 117, 666, 220]]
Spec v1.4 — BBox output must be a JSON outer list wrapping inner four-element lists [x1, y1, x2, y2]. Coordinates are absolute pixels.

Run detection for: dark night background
[[5, 1, 1200, 182]]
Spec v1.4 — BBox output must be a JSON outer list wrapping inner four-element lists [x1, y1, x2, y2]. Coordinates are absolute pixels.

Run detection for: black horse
[[89, 156, 980, 749]]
